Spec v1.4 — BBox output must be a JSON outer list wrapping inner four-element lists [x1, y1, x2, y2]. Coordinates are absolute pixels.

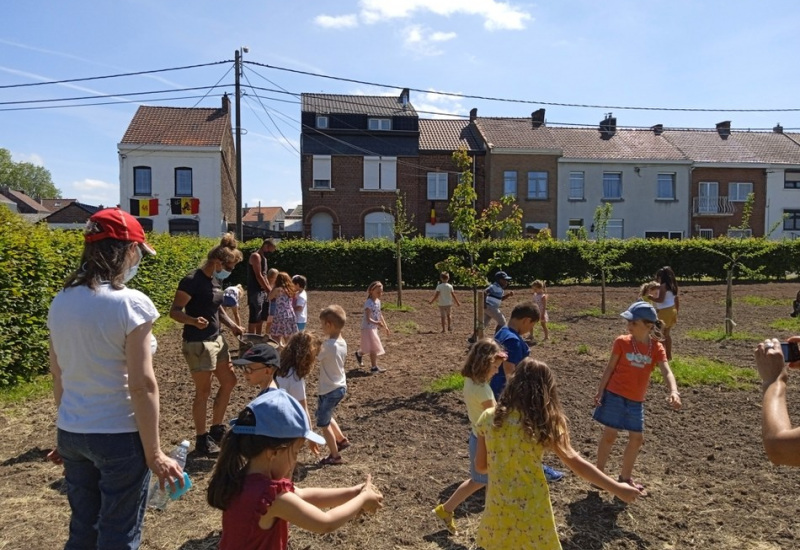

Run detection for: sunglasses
[[242, 364, 276, 374]]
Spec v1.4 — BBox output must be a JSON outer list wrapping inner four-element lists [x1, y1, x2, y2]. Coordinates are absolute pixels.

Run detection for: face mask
[[215, 269, 231, 280], [123, 247, 143, 284]]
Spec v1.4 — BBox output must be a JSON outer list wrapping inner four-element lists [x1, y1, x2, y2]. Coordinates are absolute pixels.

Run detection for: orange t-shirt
[[605, 335, 667, 402]]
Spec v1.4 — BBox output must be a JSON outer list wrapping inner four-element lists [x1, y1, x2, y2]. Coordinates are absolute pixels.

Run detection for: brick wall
[[486, 153, 559, 230], [691, 167, 766, 237], [219, 127, 237, 226], [417, 152, 487, 236]]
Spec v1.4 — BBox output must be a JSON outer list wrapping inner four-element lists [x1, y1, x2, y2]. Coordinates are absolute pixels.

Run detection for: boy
[[317, 304, 351, 465], [222, 284, 244, 328], [469, 271, 514, 344], [429, 272, 461, 333], [233, 343, 280, 396]]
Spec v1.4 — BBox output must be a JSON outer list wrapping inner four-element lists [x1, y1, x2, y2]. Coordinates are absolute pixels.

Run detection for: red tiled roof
[[664, 130, 800, 164], [419, 119, 482, 151], [120, 101, 231, 146], [242, 206, 283, 223], [550, 127, 687, 161], [473, 118, 560, 151], [1, 188, 50, 212]]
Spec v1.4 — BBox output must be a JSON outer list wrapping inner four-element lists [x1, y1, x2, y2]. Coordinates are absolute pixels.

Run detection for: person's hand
[[667, 391, 682, 410], [755, 338, 789, 387], [47, 448, 63, 466], [383, 325, 391, 335], [359, 474, 384, 513], [507, 290, 514, 297], [232, 324, 245, 337], [307, 440, 321, 457], [194, 317, 209, 329], [615, 483, 642, 503], [147, 450, 184, 493], [594, 391, 603, 407]]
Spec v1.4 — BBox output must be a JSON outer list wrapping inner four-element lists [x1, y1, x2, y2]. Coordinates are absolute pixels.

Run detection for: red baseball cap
[[84, 207, 156, 255]]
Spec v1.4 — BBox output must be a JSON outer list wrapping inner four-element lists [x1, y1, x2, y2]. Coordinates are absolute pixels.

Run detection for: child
[[355, 281, 390, 374], [593, 301, 682, 494], [276, 331, 322, 457], [433, 339, 507, 535], [268, 272, 298, 347], [639, 280, 660, 305], [475, 358, 641, 550], [429, 271, 461, 333], [207, 390, 383, 550], [652, 266, 680, 360], [264, 268, 279, 335], [317, 305, 351, 465], [292, 275, 308, 331], [469, 271, 514, 343], [223, 284, 244, 328], [530, 280, 550, 342], [790, 290, 800, 318], [233, 343, 281, 395]]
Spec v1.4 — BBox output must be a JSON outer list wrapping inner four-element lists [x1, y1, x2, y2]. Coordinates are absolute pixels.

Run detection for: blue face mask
[[123, 247, 143, 284], [215, 269, 231, 280]]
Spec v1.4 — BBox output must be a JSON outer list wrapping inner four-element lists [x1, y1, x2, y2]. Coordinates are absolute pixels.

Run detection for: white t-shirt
[[317, 336, 347, 395], [294, 290, 308, 324], [276, 368, 307, 403], [47, 283, 159, 434], [435, 283, 455, 306], [656, 289, 676, 309]]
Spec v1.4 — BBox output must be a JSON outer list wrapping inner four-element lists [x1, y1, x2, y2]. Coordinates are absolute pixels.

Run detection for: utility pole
[[234, 49, 244, 240]]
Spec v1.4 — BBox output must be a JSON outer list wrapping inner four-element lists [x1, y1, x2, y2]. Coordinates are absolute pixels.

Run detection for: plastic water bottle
[[147, 440, 191, 511]]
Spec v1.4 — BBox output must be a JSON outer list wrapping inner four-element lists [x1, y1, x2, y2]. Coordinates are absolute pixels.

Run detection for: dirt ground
[[3, 282, 800, 549]]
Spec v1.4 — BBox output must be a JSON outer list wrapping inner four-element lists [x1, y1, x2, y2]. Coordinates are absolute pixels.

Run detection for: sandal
[[618, 476, 647, 495], [336, 439, 351, 451], [320, 454, 345, 466]]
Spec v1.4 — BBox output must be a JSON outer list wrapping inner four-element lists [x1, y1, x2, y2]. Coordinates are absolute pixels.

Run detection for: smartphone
[[780, 342, 800, 363]]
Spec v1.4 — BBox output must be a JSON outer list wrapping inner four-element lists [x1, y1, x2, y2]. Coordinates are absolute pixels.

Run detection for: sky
[[2, 0, 800, 210]]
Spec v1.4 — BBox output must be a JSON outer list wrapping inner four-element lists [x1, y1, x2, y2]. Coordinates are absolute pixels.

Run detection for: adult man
[[246, 238, 276, 334]]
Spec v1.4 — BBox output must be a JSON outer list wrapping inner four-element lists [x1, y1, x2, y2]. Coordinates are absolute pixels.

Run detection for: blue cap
[[231, 389, 326, 445], [620, 301, 658, 323], [495, 271, 512, 281]]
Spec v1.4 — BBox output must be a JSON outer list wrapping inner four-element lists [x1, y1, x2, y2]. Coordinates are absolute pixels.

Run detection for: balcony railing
[[693, 197, 735, 216]]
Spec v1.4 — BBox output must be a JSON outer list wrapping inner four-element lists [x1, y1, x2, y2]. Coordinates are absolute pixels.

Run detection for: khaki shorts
[[182, 334, 230, 373], [438, 305, 452, 318], [657, 306, 678, 329]]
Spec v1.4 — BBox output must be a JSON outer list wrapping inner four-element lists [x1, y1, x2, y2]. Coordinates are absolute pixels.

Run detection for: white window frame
[[427, 172, 448, 200], [602, 172, 622, 200], [363, 156, 397, 190], [503, 171, 517, 198], [606, 218, 624, 239], [727, 228, 752, 238], [567, 218, 584, 235], [364, 211, 394, 240], [569, 171, 584, 200], [729, 182, 753, 202], [368, 118, 392, 131], [425, 222, 450, 240], [525, 222, 549, 236], [699, 228, 714, 239], [657, 173, 676, 200], [312, 155, 332, 189], [527, 171, 548, 199], [175, 167, 193, 197], [316, 116, 329, 129]]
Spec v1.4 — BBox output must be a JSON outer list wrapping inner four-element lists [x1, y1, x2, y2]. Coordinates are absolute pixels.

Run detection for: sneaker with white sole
[[354, 351, 364, 367]]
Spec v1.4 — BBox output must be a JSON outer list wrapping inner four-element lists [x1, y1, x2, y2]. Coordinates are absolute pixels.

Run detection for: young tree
[[0, 148, 61, 198], [436, 149, 523, 338], [581, 203, 630, 313], [388, 191, 416, 307]]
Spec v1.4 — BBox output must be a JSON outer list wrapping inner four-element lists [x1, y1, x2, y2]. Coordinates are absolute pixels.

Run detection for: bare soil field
[[3, 282, 800, 549]]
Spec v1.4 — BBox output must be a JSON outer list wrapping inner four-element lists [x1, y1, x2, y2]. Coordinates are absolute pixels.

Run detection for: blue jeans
[[57, 429, 151, 550], [316, 386, 346, 428]]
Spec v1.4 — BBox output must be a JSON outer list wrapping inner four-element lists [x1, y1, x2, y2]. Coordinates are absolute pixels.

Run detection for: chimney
[[651, 124, 664, 136], [599, 113, 617, 140], [531, 108, 546, 128], [716, 120, 731, 139], [469, 108, 478, 122], [774, 123, 784, 134], [399, 88, 410, 108]]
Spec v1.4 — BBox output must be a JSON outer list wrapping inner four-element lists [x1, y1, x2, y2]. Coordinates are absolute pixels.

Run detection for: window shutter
[[313, 156, 331, 182], [427, 173, 436, 199], [363, 157, 380, 189], [380, 157, 397, 190]]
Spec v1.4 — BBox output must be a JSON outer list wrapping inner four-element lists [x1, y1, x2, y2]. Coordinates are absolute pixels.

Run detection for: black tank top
[[246, 251, 268, 293]]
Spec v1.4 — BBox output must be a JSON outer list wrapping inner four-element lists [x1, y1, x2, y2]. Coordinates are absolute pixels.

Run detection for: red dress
[[220, 475, 294, 550]]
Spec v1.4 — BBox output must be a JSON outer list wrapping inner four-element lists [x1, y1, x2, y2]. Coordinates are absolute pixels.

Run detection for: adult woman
[[47, 208, 183, 549], [652, 266, 680, 360], [170, 233, 245, 456]]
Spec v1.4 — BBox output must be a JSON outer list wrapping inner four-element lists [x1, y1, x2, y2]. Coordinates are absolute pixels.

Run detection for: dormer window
[[316, 116, 328, 129], [368, 118, 391, 131]]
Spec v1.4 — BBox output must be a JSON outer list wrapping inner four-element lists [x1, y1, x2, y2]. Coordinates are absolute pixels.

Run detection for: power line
[[0, 94, 225, 112], [0, 85, 232, 106], [242, 95, 300, 157], [241, 69, 300, 155]]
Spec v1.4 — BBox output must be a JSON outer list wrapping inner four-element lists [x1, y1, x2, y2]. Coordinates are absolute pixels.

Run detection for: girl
[[207, 390, 383, 550], [475, 359, 641, 550], [593, 301, 682, 494], [433, 339, 506, 535], [292, 275, 308, 331], [268, 272, 298, 347], [356, 281, 390, 374], [652, 266, 680, 360], [276, 331, 323, 457], [638, 280, 660, 306], [429, 271, 460, 333], [529, 280, 549, 342]]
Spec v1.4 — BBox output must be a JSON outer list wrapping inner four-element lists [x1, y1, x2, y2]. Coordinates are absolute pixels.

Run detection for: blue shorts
[[592, 389, 644, 433], [468, 432, 488, 485], [316, 386, 346, 428], [297, 322, 306, 331]]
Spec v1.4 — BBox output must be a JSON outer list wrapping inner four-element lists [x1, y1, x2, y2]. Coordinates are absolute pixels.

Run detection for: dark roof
[[120, 97, 231, 146], [473, 118, 560, 152], [550, 127, 688, 161], [664, 130, 800, 164], [286, 205, 303, 218], [302, 93, 417, 117], [419, 119, 482, 151], [39, 198, 76, 211], [42, 202, 100, 222], [0, 188, 50, 212]]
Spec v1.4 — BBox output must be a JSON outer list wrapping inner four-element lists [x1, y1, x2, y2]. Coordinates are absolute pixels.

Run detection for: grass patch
[[427, 372, 464, 393], [546, 322, 566, 332], [383, 303, 415, 312], [0, 374, 53, 406], [770, 317, 800, 331], [652, 356, 758, 389], [153, 316, 179, 335], [741, 296, 791, 307], [577, 307, 604, 317], [395, 321, 419, 334], [685, 328, 760, 342], [577, 344, 590, 355]]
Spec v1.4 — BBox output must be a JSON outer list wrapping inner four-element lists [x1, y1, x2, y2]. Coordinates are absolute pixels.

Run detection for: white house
[[118, 95, 237, 237]]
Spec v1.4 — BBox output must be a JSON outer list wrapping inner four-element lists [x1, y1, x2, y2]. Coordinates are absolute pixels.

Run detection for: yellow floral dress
[[475, 408, 561, 550]]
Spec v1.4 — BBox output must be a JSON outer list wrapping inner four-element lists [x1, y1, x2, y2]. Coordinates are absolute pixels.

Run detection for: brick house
[[41, 201, 100, 230], [118, 95, 237, 237]]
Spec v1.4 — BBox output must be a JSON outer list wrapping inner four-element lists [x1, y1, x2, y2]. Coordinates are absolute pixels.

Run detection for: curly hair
[[493, 358, 569, 449], [273, 271, 297, 298], [461, 338, 504, 384], [278, 331, 322, 380]]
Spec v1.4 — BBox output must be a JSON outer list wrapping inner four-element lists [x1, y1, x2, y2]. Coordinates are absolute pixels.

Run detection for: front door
[[698, 182, 719, 214]]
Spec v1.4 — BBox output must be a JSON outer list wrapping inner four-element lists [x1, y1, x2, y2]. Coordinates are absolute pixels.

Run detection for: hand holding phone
[[781, 341, 800, 364]]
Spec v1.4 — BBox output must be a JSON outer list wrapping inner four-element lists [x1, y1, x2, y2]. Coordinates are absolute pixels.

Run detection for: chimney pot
[[716, 120, 731, 139], [774, 123, 784, 134], [651, 124, 664, 136], [531, 108, 546, 128], [221, 93, 230, 113], [599, 113, 617, 140], [469, 108, 478, 122]]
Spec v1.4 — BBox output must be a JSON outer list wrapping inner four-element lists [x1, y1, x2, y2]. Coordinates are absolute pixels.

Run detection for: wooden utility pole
[[234, 49, 243, 240]]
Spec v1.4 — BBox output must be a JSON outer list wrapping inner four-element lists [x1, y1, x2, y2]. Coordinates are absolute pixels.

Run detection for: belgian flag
[[129, 198, 159, 216], [170, 198, 200, 215]]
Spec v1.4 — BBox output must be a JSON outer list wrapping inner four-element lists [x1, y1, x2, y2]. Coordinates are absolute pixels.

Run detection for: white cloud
[[359, 0, 531, 31], [70, 178, 118, 206], [403, 25, 457, 56], [11, 151, 45, 166], [314, 14, 359, 29], [414, 89, 466, 119]]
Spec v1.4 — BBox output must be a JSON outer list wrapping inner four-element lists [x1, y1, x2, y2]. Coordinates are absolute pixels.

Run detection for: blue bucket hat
[[620, 301, 658, 323], [231, 389, 325, 445]]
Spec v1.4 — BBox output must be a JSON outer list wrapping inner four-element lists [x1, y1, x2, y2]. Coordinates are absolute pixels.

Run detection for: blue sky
[[2, 0, 800, 210]]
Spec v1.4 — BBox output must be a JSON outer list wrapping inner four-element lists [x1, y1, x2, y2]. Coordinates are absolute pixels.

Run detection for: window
[[569, 171, 584, 200], [602, 173, 622, 199], [699, 228, 714, 239], [785, 170, 800, 189], [316, 116, 328, 129], [645, 230, 683, 240], [313, 155, 332, 189], [425, 222, 450, 240], [729, 182, 753, 202], [657, 173, 676, 200], [363, 157, 397, 190], [133, 166, 152, 196], [168, 218, 198, 235], [136, 218, 153, 232], [606, 218, 624, 239], [368, 118, 391, 131], [727, 228, 752, 238], [698, 181, 719, 213], [175, 167, 192, 196], [364, 211, 394, 240], [310, 212, 333, 241], [525, 222, 549, 236], [784, 210, 800, 231], [427, 172, 448, 200], [567, 218, 584, 236], [503, 171, 517, 198], [527, 171, 548, 199]]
